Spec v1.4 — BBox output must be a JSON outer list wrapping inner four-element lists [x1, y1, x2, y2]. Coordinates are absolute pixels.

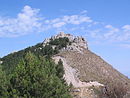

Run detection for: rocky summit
[[43, 32, 88, 52]]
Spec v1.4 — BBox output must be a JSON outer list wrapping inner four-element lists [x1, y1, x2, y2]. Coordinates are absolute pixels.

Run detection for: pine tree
[[56, 59, 64, 79], [0, 65, 8, 97]]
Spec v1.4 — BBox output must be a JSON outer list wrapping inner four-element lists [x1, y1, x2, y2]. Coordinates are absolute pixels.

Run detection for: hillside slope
[[0, 32, 130, 98], [57, 50, 130, 85], [51, 32, 130, 98]]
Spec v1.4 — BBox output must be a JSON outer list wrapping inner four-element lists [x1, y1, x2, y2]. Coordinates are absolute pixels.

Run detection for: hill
[[0, 32, 130, 98]]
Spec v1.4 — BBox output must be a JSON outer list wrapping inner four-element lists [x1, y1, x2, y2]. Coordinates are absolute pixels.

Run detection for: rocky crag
[[43, 32, 88, 52]]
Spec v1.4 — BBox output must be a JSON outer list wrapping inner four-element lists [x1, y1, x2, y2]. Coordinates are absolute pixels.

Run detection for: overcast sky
[[0, 0, 129, 77]]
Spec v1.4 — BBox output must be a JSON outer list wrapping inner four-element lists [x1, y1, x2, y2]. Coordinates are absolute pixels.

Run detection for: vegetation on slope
[[0, 37, 72, 97], [0, 37, 70, 74]]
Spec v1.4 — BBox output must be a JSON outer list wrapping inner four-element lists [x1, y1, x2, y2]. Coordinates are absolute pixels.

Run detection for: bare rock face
[[43, 32, 88, 51]]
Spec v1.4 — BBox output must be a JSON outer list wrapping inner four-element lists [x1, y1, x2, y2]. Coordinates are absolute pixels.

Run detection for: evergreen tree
[[56, 59, 64, 79], [0, 65, 8, 97]]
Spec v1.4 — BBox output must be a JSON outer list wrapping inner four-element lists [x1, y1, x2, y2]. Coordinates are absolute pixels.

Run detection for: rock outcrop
[[43, 32, 88, 52]]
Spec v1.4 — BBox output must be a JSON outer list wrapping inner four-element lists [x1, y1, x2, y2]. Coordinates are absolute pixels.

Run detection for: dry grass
[[56, 49, 130, 97]]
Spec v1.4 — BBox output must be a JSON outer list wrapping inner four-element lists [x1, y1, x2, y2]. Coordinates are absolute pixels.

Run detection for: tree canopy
[[0, 37, 72, 97]]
